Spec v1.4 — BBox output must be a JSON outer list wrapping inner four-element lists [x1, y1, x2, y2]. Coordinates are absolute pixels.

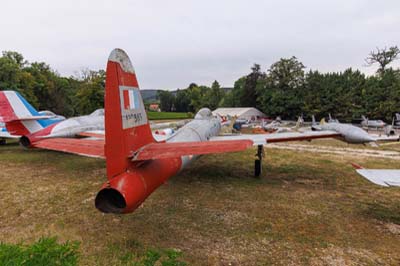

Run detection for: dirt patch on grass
[[268, 143, 400, 160]]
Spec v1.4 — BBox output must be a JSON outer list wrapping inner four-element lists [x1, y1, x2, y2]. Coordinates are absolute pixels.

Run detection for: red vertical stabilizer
[[96, 49, 181, 214], [105, 48, 155, 179]]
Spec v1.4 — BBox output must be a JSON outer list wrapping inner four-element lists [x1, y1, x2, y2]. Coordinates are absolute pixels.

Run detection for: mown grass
[[0, 141, 400, 265], [147, 111, 192, 120]]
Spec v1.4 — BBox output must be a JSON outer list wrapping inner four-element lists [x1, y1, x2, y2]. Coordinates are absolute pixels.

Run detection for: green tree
[[174, 89, 191, 112], [241, 64, 265, 108], [258, 57, 305, 118], [74, 69, 105, 115], [203, 80, 224, 110], [157, 90, 175, 111]]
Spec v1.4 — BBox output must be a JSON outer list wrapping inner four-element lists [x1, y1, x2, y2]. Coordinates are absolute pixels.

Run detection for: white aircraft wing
[[355, 169, 400, 187], [210, 130, 340, 145], [149, 120, 191, 130], [371, 135, 400, 142]]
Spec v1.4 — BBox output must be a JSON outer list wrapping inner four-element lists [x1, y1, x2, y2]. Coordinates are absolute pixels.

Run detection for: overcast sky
[[1, 0, 400, 90]]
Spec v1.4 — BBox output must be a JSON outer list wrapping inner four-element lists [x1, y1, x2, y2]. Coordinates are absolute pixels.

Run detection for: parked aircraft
[[311, 115, 399, 143], [361, 115, 386, 128], [14, 108, 105, 148], [395, 113, 400, 126], [23, 48, 400, 214], [0, 91, 65, 144], [328, 113, 339, 123], [263, 116, 304, 133], [352, 163, 400, 187], [383, 118, 397, 136], [312, 116, 375, 143]]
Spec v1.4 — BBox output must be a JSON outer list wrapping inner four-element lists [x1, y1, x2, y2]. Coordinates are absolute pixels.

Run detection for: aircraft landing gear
[[0, 138, 6, 145], [254, 145, 264, 177]]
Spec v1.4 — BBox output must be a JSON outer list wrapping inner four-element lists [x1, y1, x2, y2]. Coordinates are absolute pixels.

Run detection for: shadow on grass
[[362, 201, 400, 225], [173, 151, 342, 191]]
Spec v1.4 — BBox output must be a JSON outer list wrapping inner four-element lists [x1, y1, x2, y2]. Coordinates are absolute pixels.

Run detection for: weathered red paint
[[4, 120, 30, 136], [98, 157, 182, 213], [133, 140, 253, 161], [0, 92, 17, 122], [32, 138, 105, 158], [21, 123, 58, 147], [105, 59, 154, 179]]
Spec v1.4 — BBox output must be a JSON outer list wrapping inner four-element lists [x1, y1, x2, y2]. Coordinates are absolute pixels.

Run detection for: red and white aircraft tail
[[96, 49, 174, 213], [104, 48, 155, 178], [0, 90, 60, 136]]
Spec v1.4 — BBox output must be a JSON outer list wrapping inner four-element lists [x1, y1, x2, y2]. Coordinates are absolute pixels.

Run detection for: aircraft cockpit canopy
[[90, 109, 105, 116], [194, 108, 213, 119], [38, 110, 56, 116]]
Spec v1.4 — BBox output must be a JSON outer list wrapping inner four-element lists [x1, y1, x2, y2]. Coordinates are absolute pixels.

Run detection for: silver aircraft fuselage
[[314, 122, 375, 143]]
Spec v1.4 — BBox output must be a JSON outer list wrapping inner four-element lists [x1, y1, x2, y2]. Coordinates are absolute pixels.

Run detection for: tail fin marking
[[0, 91, 45, 134]]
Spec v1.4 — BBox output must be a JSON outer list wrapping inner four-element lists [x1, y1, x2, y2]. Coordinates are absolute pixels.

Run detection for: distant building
[[149, 103, 160, 112], [212, 107, 266, 121]]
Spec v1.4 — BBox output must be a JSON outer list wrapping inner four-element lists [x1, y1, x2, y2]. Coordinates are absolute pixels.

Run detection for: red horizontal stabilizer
[[350, 162, 363, 169], [132, 140, 253, 161], [32, 138, 105, 158], [77, 131, 105, 139]]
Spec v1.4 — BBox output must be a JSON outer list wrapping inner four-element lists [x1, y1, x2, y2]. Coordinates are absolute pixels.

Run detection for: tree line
[[1, 47, 399, 122], [0, 51, 104, 116], [159, 46, 399, 122]]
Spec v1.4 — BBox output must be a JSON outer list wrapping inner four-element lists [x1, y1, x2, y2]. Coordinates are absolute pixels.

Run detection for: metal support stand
[[254, 145, 264, 177]]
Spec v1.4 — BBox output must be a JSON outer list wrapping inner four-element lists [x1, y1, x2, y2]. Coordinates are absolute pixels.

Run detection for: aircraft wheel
[[255, 159, 261, 177], [0, 139, 6, 145]]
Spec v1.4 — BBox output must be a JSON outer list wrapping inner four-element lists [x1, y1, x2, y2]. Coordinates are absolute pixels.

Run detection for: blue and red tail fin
[[105, 48, 154, 179], [0, 90, 58, 135]]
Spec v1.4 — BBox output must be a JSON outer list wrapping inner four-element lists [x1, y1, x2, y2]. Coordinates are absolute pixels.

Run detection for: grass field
[[0, 140, 400, 265], [147, 111, 192, 120]]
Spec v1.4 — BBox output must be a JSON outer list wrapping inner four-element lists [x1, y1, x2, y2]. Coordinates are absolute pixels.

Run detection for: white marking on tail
[[119, 86, 147, 129], [5, 91, 31, 118], [128, 90, 137, 109], [108, 49, 135, 74], [21, 120, 43, 133], [5, 91, 43, 133]]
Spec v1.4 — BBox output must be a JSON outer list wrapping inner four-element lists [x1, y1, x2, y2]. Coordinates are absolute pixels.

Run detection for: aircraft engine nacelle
[[95, 158, 182, 214]]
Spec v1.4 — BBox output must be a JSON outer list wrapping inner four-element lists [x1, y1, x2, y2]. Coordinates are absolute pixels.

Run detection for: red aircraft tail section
[[96, 49, 179, 214], [104, 48, 155, 179]]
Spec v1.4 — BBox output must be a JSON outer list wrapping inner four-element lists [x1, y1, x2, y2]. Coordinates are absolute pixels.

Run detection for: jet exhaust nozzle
[[95, 158, 182, 214], [95, 172, 147, 214]]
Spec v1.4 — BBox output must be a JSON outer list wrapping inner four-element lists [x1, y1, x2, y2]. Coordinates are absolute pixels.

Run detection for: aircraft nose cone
[[345, 128, 376, 144], [363, 135, 375, 143]]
